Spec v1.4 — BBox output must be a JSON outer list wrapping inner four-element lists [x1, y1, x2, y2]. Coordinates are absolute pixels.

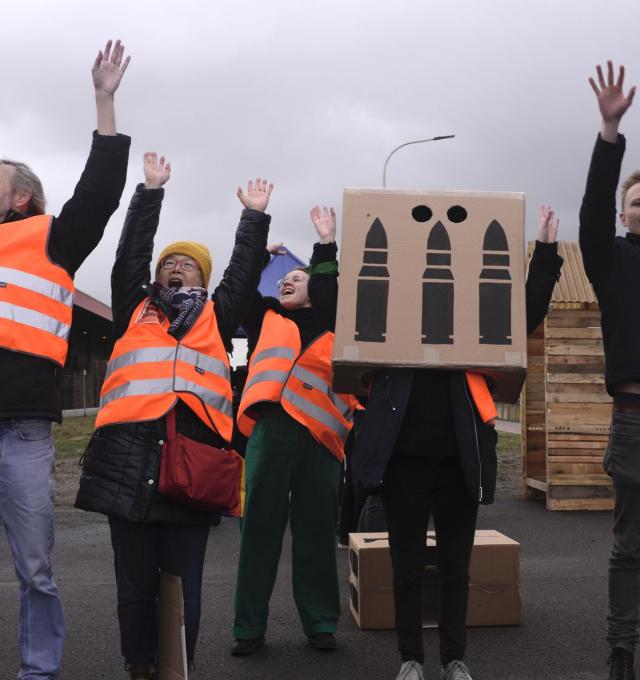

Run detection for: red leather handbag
[[159, 408, 243, 514]]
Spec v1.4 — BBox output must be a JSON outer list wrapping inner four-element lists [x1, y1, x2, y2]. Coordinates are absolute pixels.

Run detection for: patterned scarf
[[155, 284, 208, 340]]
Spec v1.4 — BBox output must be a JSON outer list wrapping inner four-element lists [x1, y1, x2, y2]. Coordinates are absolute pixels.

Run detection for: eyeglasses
[[276, 275, 307, 290], [160, 258, 198, 271]]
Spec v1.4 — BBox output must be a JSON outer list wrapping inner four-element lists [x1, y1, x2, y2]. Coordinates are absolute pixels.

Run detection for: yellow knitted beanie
[[155, 241, 212, 288]]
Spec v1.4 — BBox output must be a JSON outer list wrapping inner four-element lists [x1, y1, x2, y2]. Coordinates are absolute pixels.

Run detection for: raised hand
[[237, 177, 274, 212], [92, 39, 131, 136], [267, 241, 286, 256], [537, 205, 559, 244], [310, 205, 336, 244], [589, 61, 636, 142], [143, 153, 171, 189], [92, 39, 130, 98]]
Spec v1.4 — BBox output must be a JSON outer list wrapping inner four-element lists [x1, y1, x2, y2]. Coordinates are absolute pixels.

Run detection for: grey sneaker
[[441, 660, 473, 680], [396, 660, 425, 680]]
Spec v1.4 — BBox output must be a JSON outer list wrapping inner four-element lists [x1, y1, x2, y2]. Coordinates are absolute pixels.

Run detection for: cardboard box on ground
[[348, 530, 522, 630], [157, 573, 188, 680], [333, 189, 527, 403]]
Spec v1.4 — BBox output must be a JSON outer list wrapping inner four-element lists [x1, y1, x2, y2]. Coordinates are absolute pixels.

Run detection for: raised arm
[[48, 39, 131, 275], [579, 61, 635, 288], [111, 153, 171, 339], [213, 178, 273, 347], [308, 205, 339, 330], [92, 39, 131, 136], [526, 205, 563, 334]]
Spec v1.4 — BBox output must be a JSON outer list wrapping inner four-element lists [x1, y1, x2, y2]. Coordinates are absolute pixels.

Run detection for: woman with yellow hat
[[75, 152, 273, 680]]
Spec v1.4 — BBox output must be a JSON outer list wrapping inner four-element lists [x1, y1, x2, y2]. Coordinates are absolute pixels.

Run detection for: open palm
[[589, 61, 636, 122], [92, 39, 130, 96]]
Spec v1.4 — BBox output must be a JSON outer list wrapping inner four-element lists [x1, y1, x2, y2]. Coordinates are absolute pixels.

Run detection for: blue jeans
[[604, 407, 640, 654], [0, 420, 64, 679]]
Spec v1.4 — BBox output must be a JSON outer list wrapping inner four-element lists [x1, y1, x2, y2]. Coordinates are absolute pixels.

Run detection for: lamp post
[[382, 135, 455, 188]]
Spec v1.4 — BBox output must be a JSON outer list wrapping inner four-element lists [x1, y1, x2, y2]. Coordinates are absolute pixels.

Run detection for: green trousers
[[233, 406, 342, 638]]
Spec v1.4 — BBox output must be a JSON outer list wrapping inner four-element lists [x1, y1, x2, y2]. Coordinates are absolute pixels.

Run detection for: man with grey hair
[[0, 40, 130, 680]]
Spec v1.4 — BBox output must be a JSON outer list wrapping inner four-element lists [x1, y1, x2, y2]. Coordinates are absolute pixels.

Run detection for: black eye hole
[[447, 205, 467, 223], [412, 205, 433, 222]]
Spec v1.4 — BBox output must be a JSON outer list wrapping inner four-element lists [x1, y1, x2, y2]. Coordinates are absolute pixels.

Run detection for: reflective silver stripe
[[291, 365, 353, 420], [0, 301, 70, 339], [105, 347, 176, 380], [282, 387, 349, 442], [101, 376, 233, 418], [106, 346, 230, 381], [252, 346, 296, 367], [101, 377, 175, 406], [0, 266, 73, 307], [174, 377, 233, 418], [244, 369, 288, 392], [176, 346, 229, 379]]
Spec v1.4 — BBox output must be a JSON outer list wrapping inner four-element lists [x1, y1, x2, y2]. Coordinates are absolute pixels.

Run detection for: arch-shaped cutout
[[427, 221, 452, 251], [364, 218, 388, 249], [483, 220, 509, 251]]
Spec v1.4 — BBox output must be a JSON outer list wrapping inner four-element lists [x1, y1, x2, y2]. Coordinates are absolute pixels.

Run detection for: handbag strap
[[165, 406, 177, 440]]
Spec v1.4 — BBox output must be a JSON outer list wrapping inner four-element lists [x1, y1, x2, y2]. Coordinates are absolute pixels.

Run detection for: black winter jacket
[[75, 185, 270, 525], [579, 133, 640, 395], [351, 240, 563, 505]]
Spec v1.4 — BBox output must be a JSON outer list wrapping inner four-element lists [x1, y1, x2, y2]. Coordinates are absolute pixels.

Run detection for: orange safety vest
[[237, 310, 360, 461], [0, 215, 75, 366], [465, 371, 498, 424], [95, 298, 233, 440]]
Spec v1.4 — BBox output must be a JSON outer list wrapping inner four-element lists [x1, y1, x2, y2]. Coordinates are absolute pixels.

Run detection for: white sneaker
[[395, 660, 425, 680], [441, 660, 473, 680]]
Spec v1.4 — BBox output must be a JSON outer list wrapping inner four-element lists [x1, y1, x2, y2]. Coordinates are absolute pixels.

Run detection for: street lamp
[[382, 135, 455, 188]]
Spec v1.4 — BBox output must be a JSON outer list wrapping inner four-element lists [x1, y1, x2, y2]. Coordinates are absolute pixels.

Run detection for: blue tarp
[[258, 247, 307, 298], [235, 247, 307, 338]]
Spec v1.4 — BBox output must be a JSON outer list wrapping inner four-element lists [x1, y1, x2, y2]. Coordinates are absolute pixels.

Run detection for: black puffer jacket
[[75, 184, 269, 525]]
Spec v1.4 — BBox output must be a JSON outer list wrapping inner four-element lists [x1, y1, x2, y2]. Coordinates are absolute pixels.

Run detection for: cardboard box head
[[333, 189, 527, 402]]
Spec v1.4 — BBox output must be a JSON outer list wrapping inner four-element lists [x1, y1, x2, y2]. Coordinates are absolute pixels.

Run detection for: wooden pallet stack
[[522, 242, 613, 510]]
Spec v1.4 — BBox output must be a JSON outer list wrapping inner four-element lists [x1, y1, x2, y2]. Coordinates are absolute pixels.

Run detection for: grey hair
[[0, 159, 46, 215]]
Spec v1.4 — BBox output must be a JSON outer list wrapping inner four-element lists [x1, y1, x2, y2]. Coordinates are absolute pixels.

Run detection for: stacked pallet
[[522, 242, 613, 510]]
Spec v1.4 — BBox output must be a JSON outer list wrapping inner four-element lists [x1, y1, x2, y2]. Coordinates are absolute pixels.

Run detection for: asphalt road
[[0, 495, 614, 680]]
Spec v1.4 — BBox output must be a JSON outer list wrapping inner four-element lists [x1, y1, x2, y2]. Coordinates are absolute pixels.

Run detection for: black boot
[[231, 635, 265, 656], [608, 648, 635, 680]]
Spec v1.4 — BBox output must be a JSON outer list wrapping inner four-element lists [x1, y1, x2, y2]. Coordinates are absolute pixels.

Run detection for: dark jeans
[[108, 517, 209, 665], [381, 455, 478, 665], [604, 407, 640, 653]]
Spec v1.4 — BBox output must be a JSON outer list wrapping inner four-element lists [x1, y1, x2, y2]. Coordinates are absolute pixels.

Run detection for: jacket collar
[[625, 232, 640, 247], [1, 209, 28, 225]]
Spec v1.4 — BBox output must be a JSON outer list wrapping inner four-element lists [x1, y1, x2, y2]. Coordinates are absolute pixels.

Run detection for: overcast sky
[[3, 0, 640, 305]]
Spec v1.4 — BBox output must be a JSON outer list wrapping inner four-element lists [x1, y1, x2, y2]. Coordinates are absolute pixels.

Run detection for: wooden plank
[[547, 425, 611, 434], [547, 475, 611, 486], [548, 434, 609, 442], [547, 394, 612, 403], [547, 439, 608, 449], [547, 498, 613, 511], [549, 462, 605, 476], [526, 477, 548, 492], [546, 382, 608, 394], [546, 327, 603, 339], [548, 456, 605, 463], [546, 355, 605, 365], [546, 344, 604, 356], [546, 373, 605, 384]]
